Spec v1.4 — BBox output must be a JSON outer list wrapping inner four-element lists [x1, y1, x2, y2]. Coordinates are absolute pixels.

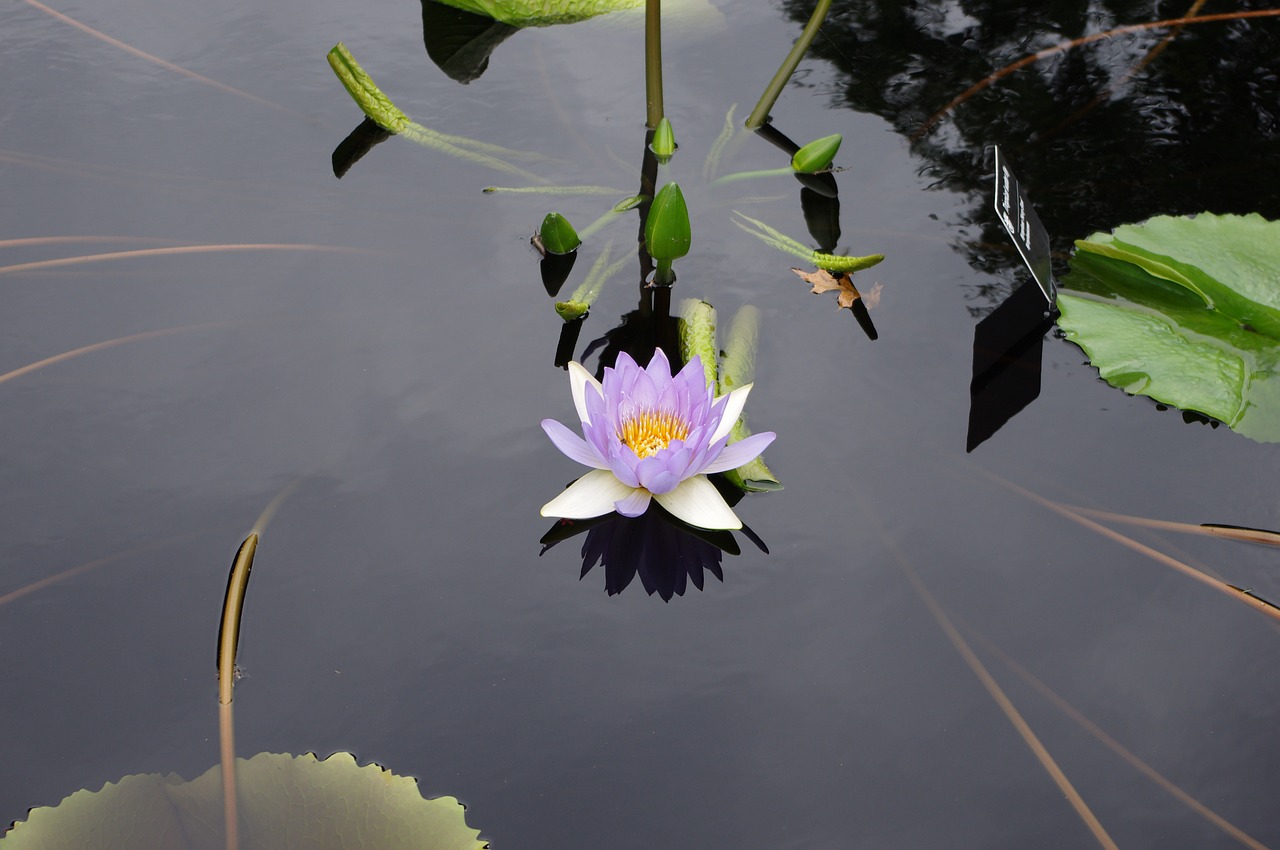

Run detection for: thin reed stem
[[745, 0, 832, 130]]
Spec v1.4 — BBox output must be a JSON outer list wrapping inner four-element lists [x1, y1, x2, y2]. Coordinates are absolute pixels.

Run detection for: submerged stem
[[745, 0, 832, 130]]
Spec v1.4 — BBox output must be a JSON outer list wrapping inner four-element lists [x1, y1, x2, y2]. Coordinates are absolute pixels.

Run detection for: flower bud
[[645, 182, 691, 263], [650, 117, 676, 164], [791, 134, 842, 174], [539, 212, 581, 255]]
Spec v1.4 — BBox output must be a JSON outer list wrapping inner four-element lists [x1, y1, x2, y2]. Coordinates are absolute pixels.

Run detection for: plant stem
[[653, 258, 675, 285], [745, 0, 832, 130], [709, 166, 795, 187], [645, 0, 664, 128], [217, 532, 257, 850]]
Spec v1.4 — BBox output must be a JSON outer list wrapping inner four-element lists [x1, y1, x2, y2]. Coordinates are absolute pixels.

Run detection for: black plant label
[[993, 146, 1055, 304]]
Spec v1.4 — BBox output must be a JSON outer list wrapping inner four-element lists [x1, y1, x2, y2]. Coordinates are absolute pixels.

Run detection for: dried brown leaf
[[792, 267, 872, 310]]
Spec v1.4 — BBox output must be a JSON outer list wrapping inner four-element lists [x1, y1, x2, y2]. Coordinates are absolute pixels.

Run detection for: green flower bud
[[791, 134, 842, 174], [650, 117, 676, 163], [539, 212, 581, 255], [645, 182, 691, 263]]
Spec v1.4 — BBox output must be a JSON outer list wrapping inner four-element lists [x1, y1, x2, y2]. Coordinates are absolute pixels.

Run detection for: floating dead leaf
[[792, 268, 880, 310]]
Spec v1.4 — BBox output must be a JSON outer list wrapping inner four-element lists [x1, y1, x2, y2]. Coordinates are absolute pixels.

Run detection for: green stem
[[645, 0, 664, 128], [709, 166, 795, 187], [653, 258, 675, 285], [556, 241, 629, 321], [578, 208, 623, 241], [744, 0, 832, 130]]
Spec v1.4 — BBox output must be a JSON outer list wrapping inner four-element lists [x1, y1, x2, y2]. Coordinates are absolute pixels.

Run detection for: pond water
[[3, 0, 1280, 847]]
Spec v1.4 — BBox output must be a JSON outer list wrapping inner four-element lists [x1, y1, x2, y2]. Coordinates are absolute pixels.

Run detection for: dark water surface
[[3, 1, 1280, 847]]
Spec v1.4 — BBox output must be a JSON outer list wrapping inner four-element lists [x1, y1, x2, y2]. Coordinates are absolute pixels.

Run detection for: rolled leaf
[[679, 298, 718, 388]]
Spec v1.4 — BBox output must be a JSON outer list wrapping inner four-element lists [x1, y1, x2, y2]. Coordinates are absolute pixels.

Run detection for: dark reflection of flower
[[540, 480, 768, 601]]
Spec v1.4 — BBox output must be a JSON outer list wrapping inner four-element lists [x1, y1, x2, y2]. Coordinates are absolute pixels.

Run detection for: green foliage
[[679, 300, 781, 491], [1058, 213, 1280, 442], [732, 212, 883, 274], [0, 752, 486, 850], [679, 299, 718, 388], [328, 43, 545, 181], [556, 240, 629, 320], [717, 305, 781, 491], [328, 43, 409, 133]]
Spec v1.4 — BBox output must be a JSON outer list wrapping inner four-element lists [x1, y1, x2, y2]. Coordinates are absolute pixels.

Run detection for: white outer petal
[[653, 475, 742, 530], [710, 383, 752, 443], [568, 361, 603, 425], [541, 469, 636, 519]]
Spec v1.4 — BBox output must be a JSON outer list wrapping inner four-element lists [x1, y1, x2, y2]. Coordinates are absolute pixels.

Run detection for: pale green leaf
[[1, 752, 486, 850], [1059, 214, 1280, 443]]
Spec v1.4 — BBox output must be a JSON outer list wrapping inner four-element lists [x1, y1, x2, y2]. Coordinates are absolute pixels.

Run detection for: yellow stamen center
[[619, 408, 690, 458]]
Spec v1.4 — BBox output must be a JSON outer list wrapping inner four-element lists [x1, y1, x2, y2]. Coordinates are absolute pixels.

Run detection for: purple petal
[[699, 431, 776, 474], [660, 443, 695, 479], [585, 386, 610, 431], [645, 347, 673, 382], [542, 419, 608, 469], [568, 361, 602, 425], [626, 366, 659, 410], [582, 413, 613, 459], [608, 450, 641, 488], [634, 455, 681, 494], [614, 488, 652, 517], [613, 351, 640, 373]]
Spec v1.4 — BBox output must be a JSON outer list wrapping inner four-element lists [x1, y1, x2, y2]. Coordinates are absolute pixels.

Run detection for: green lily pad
[[1, 752, 487, 850], [1057, 213, 1280, 442]]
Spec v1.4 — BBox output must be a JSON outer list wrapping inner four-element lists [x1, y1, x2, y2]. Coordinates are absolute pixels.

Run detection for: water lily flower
[[540, 348, 775, 530]]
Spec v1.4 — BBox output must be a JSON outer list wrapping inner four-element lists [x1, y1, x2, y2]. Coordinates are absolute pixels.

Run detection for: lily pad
[[1, 752, 487, 850], [1057, 213, 1280, 442]]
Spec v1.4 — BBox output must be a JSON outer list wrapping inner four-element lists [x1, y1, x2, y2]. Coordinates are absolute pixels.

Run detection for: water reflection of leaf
[[1057, 213, 1280, 442], [1, 752, 486, 850]]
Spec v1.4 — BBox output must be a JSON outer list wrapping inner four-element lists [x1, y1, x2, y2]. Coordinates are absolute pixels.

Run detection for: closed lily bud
[[539, 212, 581, 255], [791, 134, 842, 174], [645, 182, 691, 263]]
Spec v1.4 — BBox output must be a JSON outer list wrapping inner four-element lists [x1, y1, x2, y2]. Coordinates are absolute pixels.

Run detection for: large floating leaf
[[1057, 213, 1280, 442], [1, 752, 487, 850]]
